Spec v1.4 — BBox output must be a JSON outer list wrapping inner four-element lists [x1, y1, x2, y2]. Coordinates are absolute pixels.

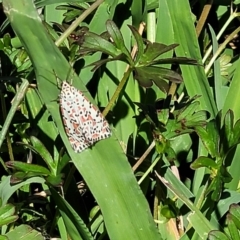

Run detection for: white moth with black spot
[[59, 81, 111, 153]]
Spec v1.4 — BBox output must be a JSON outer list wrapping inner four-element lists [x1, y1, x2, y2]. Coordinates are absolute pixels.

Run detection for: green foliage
[[80, 20, 197, 92], [1, 0, 240, 240], [0, 202, 18, 227], [209, 204, 240, 240]]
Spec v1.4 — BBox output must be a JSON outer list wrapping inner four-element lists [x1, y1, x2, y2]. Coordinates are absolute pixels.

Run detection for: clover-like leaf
[[177, 101, 200, 120], [138, 42, 179, 65], [175, 100, 207, 129], [162, 118, 194, 139], [134, 66, 182, 92], [79, 31, 121, 57], [106, 20, 132, 63]]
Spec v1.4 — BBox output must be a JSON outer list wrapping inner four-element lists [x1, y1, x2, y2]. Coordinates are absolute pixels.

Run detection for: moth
[[59, 81, 111, 152]]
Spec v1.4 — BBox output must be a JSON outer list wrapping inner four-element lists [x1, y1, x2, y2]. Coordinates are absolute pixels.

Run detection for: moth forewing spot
[[59, 81, 111, 153]]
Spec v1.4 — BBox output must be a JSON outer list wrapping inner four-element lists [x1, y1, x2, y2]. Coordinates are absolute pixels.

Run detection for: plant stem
[[55, 0, 104, 46], [132, 141, 155, 172], [138, 156, 161, 185], [205, 26, 240, 75], [102, 67, 132, 117], [0, 79, 29, 153], [103, 22, 145, 117], [203, 12, 240, 63], [195, 0, 213, 37]]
